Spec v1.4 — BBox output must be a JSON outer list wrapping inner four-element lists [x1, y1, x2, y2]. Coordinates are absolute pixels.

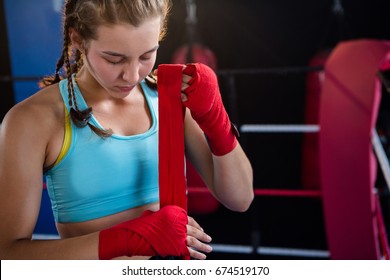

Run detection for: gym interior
[[1, 0, 390, 260]]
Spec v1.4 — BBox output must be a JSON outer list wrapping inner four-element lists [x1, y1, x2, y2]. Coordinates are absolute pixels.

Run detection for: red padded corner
[[319, 39, 390, 259], [302, 49, 331, 189]]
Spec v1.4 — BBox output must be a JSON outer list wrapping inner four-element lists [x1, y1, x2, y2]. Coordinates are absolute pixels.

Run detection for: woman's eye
[[104, 57, 124, 65], [140, 56, 151, 61], [107, 60, 122, 65]]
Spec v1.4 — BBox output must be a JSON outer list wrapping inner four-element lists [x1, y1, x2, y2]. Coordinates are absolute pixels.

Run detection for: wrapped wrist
[[203, 121, 239, 156], [98, 205, 189, 260]]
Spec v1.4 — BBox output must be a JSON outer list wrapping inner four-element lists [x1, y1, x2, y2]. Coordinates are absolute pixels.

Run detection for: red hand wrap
[[98, 205, 189, 260], [183, 63, 238, 156]]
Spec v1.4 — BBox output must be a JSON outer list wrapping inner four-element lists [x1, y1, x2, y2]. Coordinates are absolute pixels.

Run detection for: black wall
[[0, 0, 14, 121]]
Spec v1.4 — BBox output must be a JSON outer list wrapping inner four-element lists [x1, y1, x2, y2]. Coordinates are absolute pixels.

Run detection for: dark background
[[154, 0, 390, 184], [158, 0, 390, 259], [1, 0, 390, 259]]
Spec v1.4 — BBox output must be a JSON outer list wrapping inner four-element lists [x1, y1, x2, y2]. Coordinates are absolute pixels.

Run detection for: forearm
[[211, 143, 254, 212], [184, 112, 253, 212], [179, 63, 253, 211], [0, 233, 99, 260], [1, 206, 191, 260]]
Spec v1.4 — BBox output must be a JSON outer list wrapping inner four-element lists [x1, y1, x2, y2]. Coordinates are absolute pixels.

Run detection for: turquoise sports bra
[[44, 78, 159, 223]]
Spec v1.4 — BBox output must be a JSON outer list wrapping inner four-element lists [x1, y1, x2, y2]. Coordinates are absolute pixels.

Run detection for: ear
[[69, 28, 84, 51]]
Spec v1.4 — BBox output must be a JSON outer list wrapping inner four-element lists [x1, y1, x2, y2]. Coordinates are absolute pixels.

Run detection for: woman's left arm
[[177, 63, 253, 212], [184, 109, 254, 212]]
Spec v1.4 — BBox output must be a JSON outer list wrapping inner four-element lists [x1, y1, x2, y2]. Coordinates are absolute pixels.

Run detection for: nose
[[122, 62, 140, 84]]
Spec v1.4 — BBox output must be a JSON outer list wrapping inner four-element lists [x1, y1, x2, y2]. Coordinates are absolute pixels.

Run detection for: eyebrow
[[102, 45, 160, 57]]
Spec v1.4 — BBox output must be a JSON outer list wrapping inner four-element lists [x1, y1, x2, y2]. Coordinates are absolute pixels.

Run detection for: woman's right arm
[[0, 101, 212, 260], [0, 103, 100, 259]]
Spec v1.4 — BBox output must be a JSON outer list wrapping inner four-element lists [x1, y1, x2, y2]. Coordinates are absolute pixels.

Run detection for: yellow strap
[[53, 106, 72, 166]]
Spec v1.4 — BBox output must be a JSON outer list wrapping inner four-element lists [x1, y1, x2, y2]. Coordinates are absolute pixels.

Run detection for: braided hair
[[41, 0, 171, 137]]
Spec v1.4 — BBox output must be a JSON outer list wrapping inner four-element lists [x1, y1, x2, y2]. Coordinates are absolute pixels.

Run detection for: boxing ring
[[186, 40, 390, 259]]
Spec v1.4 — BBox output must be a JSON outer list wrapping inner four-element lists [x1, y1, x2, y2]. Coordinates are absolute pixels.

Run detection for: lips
[[117, 85, 135, 92]]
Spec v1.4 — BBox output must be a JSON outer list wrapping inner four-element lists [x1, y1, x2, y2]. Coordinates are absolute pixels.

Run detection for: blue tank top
[[45, 78, 159, 223]]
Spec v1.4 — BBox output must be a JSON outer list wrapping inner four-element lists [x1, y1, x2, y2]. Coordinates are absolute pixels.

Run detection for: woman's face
[[82, 17, 161, 99]]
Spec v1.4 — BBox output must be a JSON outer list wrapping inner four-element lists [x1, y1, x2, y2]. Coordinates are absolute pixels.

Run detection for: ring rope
[[240, 124, 320, 133], [372, 129, 390, 193]]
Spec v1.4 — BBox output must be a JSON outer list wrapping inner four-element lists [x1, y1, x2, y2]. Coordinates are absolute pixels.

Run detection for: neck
[[74, 66, 108, 103]]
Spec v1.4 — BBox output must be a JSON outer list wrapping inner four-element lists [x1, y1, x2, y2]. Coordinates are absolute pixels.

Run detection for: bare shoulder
[[1, 84, 64, 146]]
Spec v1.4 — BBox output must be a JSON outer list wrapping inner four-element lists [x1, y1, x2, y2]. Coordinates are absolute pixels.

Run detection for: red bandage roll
[[157, 64, 188, 210], [157, 64, 190, 260]]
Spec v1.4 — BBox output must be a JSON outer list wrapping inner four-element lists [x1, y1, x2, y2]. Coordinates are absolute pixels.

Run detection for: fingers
[[181, 82, 189, 92], [182, 73, 192, 83], [181, 73, 191, 102], [187, 215, 203, 231], [155, 66, 191, 102], [187, 234, 213, 260], [181, 93, 188, 102], [187, 220, 212, 243], [188, 246, 209, 260], [186, 216, 213, 260], [181, 74, 191, 91]]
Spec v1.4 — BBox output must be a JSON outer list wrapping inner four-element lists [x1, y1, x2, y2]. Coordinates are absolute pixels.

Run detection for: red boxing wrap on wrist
[[183, 63, 238, 156], [98, 205, 189, 260]]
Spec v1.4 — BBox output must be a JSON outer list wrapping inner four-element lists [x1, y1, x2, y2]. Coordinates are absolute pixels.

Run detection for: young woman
[[0, 0, 253, 260]]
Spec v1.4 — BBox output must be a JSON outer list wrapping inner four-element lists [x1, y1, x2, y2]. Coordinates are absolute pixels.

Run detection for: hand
[[181, 64, 218, 118], [99, 205, 189, 259], [180, 69, 191, 102], [156, 63, 238, 156], [186, 215, 213, 259], [153, 66, 191, 102]]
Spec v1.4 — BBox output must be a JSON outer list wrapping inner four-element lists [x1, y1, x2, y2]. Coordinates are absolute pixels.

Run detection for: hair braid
[[64, 1, 111, 137], [72, 49, 83, 74]]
